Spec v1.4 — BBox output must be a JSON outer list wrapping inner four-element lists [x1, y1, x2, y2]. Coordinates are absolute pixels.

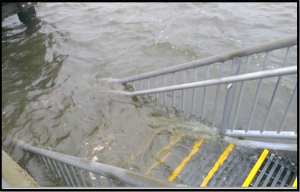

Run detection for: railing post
[[220, 57, 242, 136]]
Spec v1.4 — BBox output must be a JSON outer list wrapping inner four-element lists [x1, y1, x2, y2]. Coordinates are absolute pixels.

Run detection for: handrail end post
[[220, 57, 242, 138]]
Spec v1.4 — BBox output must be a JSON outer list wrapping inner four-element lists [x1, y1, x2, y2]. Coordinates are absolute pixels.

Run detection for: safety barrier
[[16, 140, 187, 187], [119, 36, 297, 142]]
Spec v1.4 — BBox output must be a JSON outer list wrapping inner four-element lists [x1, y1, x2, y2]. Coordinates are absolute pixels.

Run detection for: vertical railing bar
[[69, 165, 80, 187], [62, 163, 75, 187], [172, 73, 175, 108], [201, 65, 210, 121], [147, 78, 150, 101], [164, 75, 166, 104], [139, 80, 143, 91], [75, 167, 87, 187], [37, 154, 42, 161], [119, 182, 125, 187], [107, 177, 113, 187], [281, 46, 294, 68], [56, 161, 70, 187], [231, 56, 252, 131], [245, 51, 271, 132], [277, 83, 297, 133], [155, 77, 158, 100], [212, 61, 225, 128], [46, 158, 55, 174], [260, 76, 283, 132], [85, 171, 95, 187], [41, 156, 49, 169], [191, 67, 197, 116], [220, 57, 242, 135], [260, 46, 293, 133], [51, 159, 62, 179], [95, 174, 103, 187], [132, 81, 135, 90], [181, 71, 186, 111]]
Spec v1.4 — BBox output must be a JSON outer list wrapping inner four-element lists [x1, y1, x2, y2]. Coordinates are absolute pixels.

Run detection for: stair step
[[133, 134, 297, 187]]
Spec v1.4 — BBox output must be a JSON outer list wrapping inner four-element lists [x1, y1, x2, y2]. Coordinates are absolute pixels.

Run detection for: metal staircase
[[14, 36, 297, 187]]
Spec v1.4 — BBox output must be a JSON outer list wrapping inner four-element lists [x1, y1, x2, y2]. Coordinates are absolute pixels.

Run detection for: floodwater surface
[[2, 3, 297, 187]]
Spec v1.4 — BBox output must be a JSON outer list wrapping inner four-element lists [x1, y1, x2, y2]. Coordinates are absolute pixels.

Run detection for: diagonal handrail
[[16, 140, 188, 187], [118, 36, 297, 84], [124, 66, 297, 96]]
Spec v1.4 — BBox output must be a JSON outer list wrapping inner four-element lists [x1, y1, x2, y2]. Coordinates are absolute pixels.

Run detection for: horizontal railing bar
[[222, 137, 297, 151], [225, 130, 297, 139], [16, 140, 187, 187], [128, 66, 297, 96], [118, 36, 296, 84]]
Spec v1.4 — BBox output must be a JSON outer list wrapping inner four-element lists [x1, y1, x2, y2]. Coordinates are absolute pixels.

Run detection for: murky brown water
[[2, 3, 297, 187]]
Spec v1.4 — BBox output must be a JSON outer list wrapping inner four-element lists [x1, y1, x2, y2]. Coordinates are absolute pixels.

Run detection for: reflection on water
[[2, 3, 297, 187]]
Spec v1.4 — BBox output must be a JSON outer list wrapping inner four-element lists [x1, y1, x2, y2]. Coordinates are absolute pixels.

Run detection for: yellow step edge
[[200, 143, 234, 187], [141, 134, 181, 171], [169, 139, 204, 182], [242, 149, 269, 187], [153, 135, 182, 159], [292, 177, 297, 187], [145, 152, 172, 175]]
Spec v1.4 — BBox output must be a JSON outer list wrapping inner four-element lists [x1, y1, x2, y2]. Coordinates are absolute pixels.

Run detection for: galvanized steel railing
[[118, 36, 297, 141], [16, 140, 187, 187]]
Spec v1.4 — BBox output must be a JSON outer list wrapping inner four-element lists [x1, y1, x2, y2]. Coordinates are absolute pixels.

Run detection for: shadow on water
[[24, 18, 42, 36]]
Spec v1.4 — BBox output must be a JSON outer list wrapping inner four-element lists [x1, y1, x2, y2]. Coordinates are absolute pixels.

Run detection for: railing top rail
[[16, 140, 187, 188], [119, 36, 297, 84]]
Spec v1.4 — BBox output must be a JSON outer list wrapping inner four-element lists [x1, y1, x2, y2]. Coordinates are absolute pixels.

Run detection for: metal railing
[[16, 140, 187, 187], [118, 36, 297, 141]]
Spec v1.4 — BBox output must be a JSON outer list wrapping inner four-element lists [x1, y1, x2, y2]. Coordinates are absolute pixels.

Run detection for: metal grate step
[[243, 150, 297, 187], [137, 135, 297, 188]]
